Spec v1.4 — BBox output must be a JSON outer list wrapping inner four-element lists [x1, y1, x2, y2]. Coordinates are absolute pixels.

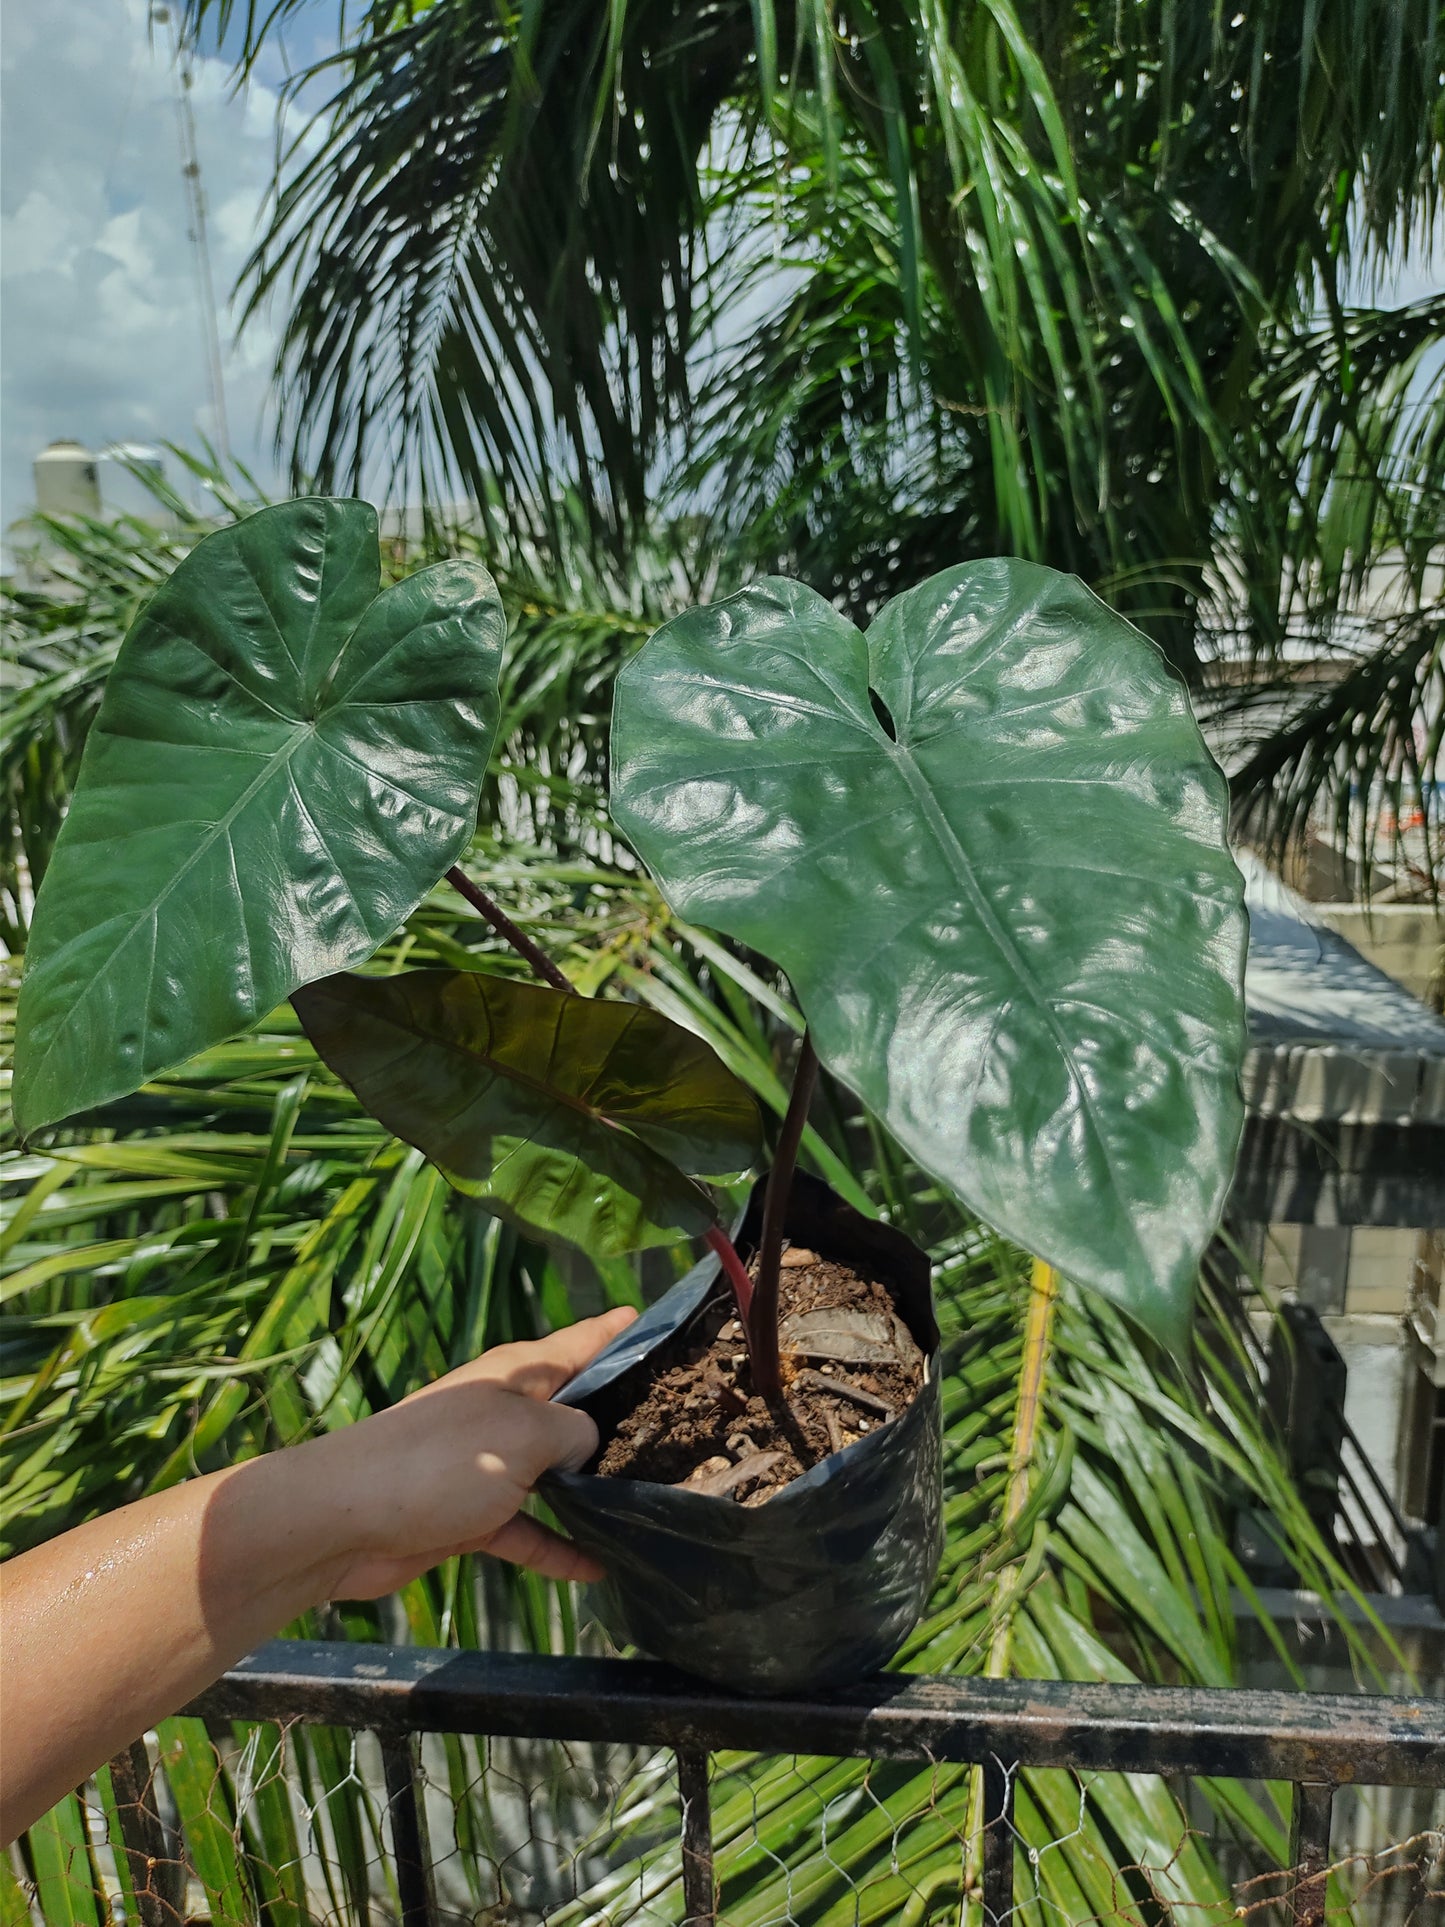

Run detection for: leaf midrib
[[327, 988, 652, 1143], [886, 742, 1142, 1265], [319, 987, 703, 1210]]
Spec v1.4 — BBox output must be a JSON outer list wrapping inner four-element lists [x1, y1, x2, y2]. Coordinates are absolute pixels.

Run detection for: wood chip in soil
[[595, 1246, 925, 1503]]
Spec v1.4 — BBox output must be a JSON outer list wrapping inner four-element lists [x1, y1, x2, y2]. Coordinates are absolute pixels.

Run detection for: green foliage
[[0, 837, 766, 1558], [9, 479, 771, 1272], [183, 0, 1444, 872], [613, 563, 1247, 1342], [0, 461, 721, 924], [0, 468, 1409, 1926], [13, 499, 508, 1137], [2, 902, 1397, 1917], [1212, 295, 1445, 887], [294, 967, 761, 1252]]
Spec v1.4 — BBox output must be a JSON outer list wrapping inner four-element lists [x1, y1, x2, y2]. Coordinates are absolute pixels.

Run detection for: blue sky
[[0, 0, 338, 528]]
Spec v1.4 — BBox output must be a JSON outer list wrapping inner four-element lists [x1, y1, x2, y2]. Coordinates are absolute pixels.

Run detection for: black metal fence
[[77, 1640, 1443, 1927]]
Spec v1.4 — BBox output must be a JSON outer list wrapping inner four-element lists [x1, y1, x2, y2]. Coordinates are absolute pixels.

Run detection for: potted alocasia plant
[[542, 563, 1248, 1690], [13, 500, 1248, 1699]]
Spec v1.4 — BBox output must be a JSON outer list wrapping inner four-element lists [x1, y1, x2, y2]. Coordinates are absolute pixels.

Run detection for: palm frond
[[1221, 603, 1442, 899], [225, 0, 757, 543], [193, 4, 1442, 580], [1205, 295, 1445, 891]]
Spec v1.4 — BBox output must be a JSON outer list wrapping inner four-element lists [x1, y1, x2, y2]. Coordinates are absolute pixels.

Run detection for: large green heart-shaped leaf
[[292, 968, 762, 1254], [14, 499, 506, 1138], [610, 562, 1247, 1345]]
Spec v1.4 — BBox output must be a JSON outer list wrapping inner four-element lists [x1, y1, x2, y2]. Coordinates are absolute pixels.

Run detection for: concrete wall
[[1252, 1223, 1442, 1536], [1317, 904, 1444, 1004]]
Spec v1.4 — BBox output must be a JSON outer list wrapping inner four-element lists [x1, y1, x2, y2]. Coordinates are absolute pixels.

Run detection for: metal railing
[[88, 1640, 1445, 1927]]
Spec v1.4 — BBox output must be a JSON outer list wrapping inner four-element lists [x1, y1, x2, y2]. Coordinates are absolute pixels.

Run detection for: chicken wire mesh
[[8, 1716, 1443, 1927]]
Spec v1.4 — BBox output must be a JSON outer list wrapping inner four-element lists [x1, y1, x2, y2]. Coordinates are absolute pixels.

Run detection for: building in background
[[4, 440, 180, 588]]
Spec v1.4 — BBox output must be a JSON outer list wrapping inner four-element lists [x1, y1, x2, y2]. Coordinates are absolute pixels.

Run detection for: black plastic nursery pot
[[542, 1172, 942, 1695]]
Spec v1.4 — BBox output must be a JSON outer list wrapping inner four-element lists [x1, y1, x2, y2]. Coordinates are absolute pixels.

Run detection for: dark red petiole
[[706, 1225, 754, 1329], [446, 864, 759, 1348], [445, 866, 573, 993], [747, 1031, 819, 1401]]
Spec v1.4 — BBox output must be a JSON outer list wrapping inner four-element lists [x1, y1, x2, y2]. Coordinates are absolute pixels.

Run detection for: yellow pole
[[987, 1257, 1059, 1676], [963, 1257, 1059, 1923]]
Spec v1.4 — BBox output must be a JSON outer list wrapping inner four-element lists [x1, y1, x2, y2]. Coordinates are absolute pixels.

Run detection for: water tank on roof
[[33, 441, 101, 520]]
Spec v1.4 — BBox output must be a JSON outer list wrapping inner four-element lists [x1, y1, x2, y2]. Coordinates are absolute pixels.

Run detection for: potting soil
[[596, 1248, 925, 1500]]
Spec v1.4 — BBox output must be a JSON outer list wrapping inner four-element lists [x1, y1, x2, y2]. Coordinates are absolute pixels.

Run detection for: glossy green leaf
[[610, 561, 1246, 1344], [292, 968, 762, 1253], [14, 498, 506, 1138]]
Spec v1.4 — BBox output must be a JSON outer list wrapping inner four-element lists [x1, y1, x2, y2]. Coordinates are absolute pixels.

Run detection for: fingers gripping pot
[[542, 1174, 942, 1695]]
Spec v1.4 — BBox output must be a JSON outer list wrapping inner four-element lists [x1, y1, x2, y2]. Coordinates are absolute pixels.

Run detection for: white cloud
[[0, 0, 319, 527]]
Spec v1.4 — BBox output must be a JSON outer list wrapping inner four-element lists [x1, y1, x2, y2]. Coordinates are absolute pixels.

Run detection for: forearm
[[0, 1309, 626, 1846], [0, 1442, 345, 1843]]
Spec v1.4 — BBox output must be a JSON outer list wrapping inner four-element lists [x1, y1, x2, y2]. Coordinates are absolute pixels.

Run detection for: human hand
[[0, 1306, 638, 1842], [300, 1307, 636, 1599]]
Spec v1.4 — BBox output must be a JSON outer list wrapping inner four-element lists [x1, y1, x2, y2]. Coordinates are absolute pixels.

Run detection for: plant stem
[[444, 865, 573, 994], [748, 1031, 819, 1401], [445, 864, 754, 1308], [706, 1226, 754, 1327]]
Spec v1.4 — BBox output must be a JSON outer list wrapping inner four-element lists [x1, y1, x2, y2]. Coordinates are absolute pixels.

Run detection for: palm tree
[[194, 0, 1444, 876]]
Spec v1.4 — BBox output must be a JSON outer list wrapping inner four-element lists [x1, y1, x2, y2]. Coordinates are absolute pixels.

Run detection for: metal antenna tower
[[152, 5, 232, 464]]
